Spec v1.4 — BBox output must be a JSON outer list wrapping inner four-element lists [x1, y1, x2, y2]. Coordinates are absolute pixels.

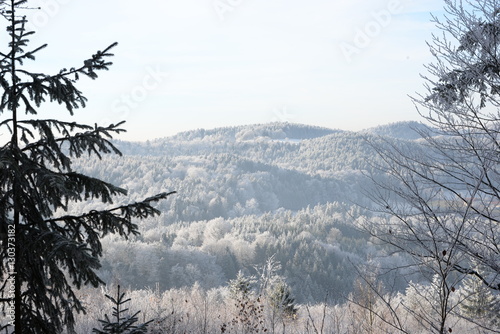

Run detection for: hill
[[362, 120, 433, 140], [70, 122, 429, 302]]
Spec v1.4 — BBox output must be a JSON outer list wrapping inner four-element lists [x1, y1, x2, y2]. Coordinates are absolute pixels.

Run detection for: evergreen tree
[[93, 285, 152, 334], [228, 270, 254, 300], [268, 279, 298, 320], [460, 268, 500, 328], [0, 1, 173, 333]]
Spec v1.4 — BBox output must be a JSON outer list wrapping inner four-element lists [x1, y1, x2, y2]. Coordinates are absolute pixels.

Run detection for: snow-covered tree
[[228, 270, 255, 300], [268, 279, 298, 320], [460, 267, 500, 328], [225, 271, 268, 333], [0, 1, 172, 333], [364, 1, 500, 332]]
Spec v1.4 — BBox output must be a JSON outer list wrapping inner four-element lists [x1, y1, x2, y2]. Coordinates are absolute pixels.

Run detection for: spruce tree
[[0, 1, 173, 333], [460, 268, 500, 328], [268, 280, 298, 320], [93, 285, 152, 334], [228, 271, 254, 300]]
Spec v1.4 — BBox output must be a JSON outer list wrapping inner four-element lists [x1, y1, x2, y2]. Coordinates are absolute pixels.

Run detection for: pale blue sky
[[20, 0, 443, 141]]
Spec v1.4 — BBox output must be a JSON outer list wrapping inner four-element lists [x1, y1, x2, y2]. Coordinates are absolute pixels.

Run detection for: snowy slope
[[69, 122, 427, 302]]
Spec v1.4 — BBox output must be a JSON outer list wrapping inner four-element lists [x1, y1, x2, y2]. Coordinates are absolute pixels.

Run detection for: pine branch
[[0, 119, 126, 171], [20, 120, 126, 159], [0, 42, 118, 116], [44, 191, 176, 242]]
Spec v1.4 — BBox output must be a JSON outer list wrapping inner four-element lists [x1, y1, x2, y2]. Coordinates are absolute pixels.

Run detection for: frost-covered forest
[[69, 122, 416, 299], [53, 121, 498, 333]]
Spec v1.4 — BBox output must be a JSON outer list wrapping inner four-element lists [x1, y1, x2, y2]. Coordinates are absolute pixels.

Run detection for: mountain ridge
[[114, 121, 430, 156], [119, 121, 427, 143], [70, 120, 429, 302]]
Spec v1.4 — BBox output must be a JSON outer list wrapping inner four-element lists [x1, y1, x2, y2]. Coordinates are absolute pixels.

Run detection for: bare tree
[[364, 0, 500, 333]]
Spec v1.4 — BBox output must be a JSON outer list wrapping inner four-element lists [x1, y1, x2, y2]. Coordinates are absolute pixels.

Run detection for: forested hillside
[[68, 121, 423, 303]]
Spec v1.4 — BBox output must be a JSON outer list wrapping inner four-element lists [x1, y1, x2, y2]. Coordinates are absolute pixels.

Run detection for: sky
[[15, 0, 445, 141]]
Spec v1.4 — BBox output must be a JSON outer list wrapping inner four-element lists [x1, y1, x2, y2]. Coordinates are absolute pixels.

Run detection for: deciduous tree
[[365, 0, 500, 332]]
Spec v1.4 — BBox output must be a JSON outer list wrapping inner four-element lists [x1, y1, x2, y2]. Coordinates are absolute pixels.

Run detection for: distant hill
[[169, 122, 341, 142], [70, 121, 426, 302], [114, 122, 427, 175], [362, 121, 434, 140]]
